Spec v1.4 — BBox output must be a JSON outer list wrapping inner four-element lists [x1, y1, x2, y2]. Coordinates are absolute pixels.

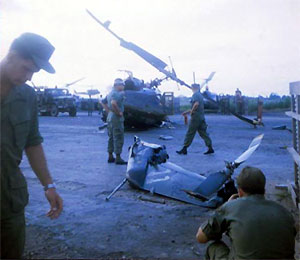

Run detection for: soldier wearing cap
[[177, 83, 214, 155], [196, 166, 296, 260], [106, 78, 127, 165], [0, 33, 63, 259]]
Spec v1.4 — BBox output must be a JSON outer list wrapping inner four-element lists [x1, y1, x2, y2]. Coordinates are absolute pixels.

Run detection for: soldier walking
[[177, 83, 214, 155], [0, 33, 63, 259], [106, 78, 127, 165]]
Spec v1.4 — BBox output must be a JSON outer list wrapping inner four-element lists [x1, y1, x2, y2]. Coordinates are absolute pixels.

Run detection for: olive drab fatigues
[[1, 84, 43, 259], [106, 90, 125, 155], [201, 195, 296, 260], [183, 91, 212, 148]]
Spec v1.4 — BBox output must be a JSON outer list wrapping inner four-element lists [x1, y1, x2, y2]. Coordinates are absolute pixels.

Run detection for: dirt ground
[[21, 112, 299, 259]]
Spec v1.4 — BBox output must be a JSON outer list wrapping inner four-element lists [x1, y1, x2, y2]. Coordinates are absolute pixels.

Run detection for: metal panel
[[290, 81, 300, 95], [287, 81, 300, 207]]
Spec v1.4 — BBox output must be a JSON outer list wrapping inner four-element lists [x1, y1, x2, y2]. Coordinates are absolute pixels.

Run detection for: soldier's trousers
[[205, 241, 230, 260], [1, 212, 26, 259], [107, 120, 124, 155], [183, 117, 212, 148]]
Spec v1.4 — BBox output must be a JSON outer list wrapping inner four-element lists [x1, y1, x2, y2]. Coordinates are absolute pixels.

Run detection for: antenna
[[168, 56, 180, 90], [193, 72, 196, 84]]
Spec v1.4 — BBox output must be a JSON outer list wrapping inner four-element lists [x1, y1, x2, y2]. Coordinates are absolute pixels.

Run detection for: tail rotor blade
[[234, 134, 264, 164]]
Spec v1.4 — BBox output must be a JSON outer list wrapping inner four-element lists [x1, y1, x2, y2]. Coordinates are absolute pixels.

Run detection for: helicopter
[[86, 10, 218, 127], [86, 9, 264, 128], [106, 134, 264, 208]]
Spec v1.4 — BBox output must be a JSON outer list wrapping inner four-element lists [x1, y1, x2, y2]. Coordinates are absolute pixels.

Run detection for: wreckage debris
[[159, 135, 174, 140], [272, 125, 292, 133]]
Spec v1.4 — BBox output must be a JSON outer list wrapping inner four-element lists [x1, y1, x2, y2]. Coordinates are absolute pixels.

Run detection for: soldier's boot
[[108, 153, 115, 163], [204, 146, 214, 155], [115, 154, 127, 165], [176, 146, 187, 155]]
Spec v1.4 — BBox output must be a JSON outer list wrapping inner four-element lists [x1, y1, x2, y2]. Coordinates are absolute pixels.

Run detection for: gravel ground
[[21, 112, 299, 259]]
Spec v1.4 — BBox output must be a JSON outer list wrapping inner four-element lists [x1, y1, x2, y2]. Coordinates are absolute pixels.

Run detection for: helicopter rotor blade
[[194, 134, 264, 197]]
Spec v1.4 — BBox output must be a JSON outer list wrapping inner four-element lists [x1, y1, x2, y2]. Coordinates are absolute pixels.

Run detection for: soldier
[[106, 78, 127, 165], [88, 95, 93, 116], [235, 88, 243, 114], [177, 83, 214, 155], [0, 33, 63, 259], [196, 166, 296, 260]]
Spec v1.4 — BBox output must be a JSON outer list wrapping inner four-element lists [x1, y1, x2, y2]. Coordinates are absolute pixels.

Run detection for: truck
[[36, 87, 77, 117]]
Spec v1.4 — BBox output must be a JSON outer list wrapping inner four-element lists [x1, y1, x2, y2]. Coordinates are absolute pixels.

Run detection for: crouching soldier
[[196, 166, 296, 260], [106, 78, 127, 165]]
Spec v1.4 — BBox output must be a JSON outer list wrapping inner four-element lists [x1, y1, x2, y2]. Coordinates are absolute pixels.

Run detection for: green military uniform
[[1, 84, 43, 259], [201, 194, 296, 259], [106, 90, 125, 155], [183, 91, 212, 148]]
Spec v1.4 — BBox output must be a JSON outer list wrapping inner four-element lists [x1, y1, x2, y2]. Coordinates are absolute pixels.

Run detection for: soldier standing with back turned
[[106, 78, 127, 165], [177, 83, 214, 155], [0, 33, 63, 259]]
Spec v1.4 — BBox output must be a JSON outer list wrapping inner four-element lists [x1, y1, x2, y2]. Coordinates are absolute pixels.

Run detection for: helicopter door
[[162, 92, 174, 115]]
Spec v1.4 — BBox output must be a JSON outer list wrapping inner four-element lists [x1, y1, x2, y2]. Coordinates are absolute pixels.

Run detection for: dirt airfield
[[22, 112, 298, 259]]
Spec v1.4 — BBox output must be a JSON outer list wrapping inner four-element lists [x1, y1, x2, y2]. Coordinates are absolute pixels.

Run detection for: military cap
[[10, 32, 55, 74], [114, 78, 125, 86]]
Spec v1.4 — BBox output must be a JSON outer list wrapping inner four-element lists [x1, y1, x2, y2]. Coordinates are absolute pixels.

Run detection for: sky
[[1, 0, 299, 97]]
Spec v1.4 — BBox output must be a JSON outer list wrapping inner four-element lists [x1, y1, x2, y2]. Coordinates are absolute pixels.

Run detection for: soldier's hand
[[228, 193, 239, 201], [45, 188, 63, 219], [119, 112, 123, 117]]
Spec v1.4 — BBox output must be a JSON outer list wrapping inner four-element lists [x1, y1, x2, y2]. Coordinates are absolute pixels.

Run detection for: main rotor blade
[[86, 9, 192, 90], [120, 41, 168, 71], [65, 77, 85, 87]]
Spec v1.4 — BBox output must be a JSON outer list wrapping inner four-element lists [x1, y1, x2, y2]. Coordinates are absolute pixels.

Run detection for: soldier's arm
[[182, 109, 191, 116], [25, 144, 53, 186], [101, 102, 109, 113], [25, 145, 63, 219], [101, 96, 109, 113], [196, 207, 226, 244], [196, 228, 209, 243], [191, 101, 199, 114], [111, 100, 122, 116], [25, 92, 63, 219]]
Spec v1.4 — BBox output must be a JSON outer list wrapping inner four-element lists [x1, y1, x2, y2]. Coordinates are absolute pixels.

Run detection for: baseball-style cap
[[10, 32, 55, 74], [113, 78, 125, 86]]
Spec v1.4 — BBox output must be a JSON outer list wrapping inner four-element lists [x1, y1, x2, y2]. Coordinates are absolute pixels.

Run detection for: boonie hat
[[10, 32, 55, 74]]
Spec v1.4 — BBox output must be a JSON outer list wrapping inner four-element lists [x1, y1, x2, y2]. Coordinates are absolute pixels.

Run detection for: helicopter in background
[[86, 10, 262, 127]]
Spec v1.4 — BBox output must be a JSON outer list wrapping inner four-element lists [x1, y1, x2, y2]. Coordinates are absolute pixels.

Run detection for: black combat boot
[[204, 146, 214, 155], [176, 146, 187, 155], [115, 155, 127, 165], [108, 153, 115, 163]]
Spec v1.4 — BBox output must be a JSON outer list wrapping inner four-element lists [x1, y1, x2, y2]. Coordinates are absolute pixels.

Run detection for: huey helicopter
[[106, 134, 264, 208], [86, 10, 218, 127], [86, 9, 264, 128]]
